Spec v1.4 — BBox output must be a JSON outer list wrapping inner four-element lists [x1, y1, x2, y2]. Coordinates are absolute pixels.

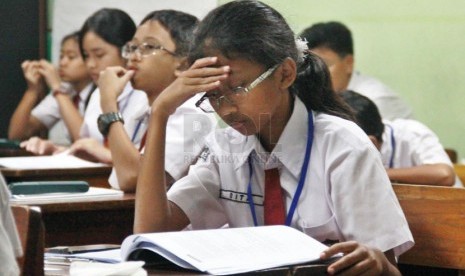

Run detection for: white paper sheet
[[10, 187, 123, 203], [0, 151, 106, 169]]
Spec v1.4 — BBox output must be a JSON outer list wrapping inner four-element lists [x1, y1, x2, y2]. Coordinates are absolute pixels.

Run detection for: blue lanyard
[[130, 118, 144, 143], [118, 89, 134, 115], [247, 111, 314, 227], [385, 124, 396, 168]]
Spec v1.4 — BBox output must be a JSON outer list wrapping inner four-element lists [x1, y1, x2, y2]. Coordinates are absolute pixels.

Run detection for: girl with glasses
[[9, 31, 93, 146], [135, 1, 413, 275], [93, 10, 212, 192]]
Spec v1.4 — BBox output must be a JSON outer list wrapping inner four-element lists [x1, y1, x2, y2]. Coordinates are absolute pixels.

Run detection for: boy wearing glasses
[[93, 10, 215, 192]]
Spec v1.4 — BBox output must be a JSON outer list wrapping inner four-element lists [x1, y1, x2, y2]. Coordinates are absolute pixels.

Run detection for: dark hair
[[341, 90, 384, 142], [78, 8, 136, 57], [140, 10, 199, 57], [299, 21, 353, 58], [189, 0, 354, 121], [61, 31, 80, 46]]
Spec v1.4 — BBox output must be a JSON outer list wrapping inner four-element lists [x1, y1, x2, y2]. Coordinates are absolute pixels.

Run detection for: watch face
[[97, 114, 109, 136], [97, 112, 124, 136]]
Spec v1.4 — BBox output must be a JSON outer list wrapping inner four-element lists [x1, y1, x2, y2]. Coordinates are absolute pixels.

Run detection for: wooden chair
[[12, 205, 44, 276], [393, 184, 465, 272], [445, 148, 458, 163]]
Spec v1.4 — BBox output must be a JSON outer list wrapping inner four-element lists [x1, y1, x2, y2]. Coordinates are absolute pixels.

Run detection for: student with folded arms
[[341, 90, 458, 186], [9, 31, 93, 145], [84, 10, 211, 191], [135, 1, 413, 275], [20, 8, 149, 159]]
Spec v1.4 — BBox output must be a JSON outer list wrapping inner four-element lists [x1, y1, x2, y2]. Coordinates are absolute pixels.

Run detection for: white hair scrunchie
[[295, 37, 309, 63]]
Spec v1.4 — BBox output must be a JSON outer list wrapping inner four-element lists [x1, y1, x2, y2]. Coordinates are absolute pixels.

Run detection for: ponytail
[[292, 51, 355, 121]]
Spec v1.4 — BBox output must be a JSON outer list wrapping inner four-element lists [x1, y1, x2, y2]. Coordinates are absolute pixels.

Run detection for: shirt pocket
[[300, 215, 340, 243]]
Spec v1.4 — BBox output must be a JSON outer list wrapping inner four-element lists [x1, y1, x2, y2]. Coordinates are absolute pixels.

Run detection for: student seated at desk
[[341, 90, 458, 186], [135, 1, 414, 275], [0, 174, 22, 276], [9, 31, 93, 145], [20, 8, 149, 160], [299, 21, 413, 121], [81, 10, 212, 191]]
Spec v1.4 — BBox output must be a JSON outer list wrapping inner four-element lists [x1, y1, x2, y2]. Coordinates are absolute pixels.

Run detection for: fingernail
[[211, 57, 217, 62], [223, 66, 230, 72]]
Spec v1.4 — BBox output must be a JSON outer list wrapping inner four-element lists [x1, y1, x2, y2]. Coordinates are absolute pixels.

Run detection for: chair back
[[12, 205, 44, 276]]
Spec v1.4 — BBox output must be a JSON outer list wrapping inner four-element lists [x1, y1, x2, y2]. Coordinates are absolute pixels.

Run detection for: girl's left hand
[[38, 59, 61, 91], [19, 137, 64, 155], [320, 241, 390, 275], [151, 56, 230, 117]]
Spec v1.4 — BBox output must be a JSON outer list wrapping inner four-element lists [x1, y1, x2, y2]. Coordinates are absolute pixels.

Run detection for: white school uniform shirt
[[108, 94, 216, 189], [0, 174, 22, 276], [79, 83, 149, 148], [348, 71, 413, 121], [168, 96, 414, 257], [31, 82, 94, 145], [380, 119, 463, 187]]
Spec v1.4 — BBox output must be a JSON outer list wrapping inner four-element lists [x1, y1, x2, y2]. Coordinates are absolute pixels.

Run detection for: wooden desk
[[13, 193, 135, 247], [44, 263, 328, 276], [1, 166, 112, 188]]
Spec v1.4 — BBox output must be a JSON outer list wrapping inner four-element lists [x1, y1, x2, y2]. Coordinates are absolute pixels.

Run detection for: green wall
[[219, 0, 465, 161]]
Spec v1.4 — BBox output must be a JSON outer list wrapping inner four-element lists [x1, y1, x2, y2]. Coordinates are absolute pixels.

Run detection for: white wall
[[51, 0, 217, 62]]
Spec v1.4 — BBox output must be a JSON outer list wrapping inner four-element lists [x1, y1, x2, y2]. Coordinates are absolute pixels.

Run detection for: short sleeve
[[329, 141, 414, 257], [31, 93, 61, 128]]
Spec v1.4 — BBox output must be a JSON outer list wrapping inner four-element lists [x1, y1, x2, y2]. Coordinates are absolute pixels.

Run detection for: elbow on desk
[[434, 164, 456, 186], [116, 172, 138, 193]]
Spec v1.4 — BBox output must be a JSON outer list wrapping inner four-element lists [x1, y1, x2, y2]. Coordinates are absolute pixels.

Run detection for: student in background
[[341, 90, 458, 186], [83, 10, 211, 191], [0, 174, 22, 276], [9, 31, 93, 144], [135, 1, 413, 275], [300, 21, 413, 121], [20, 8, 149, 160]]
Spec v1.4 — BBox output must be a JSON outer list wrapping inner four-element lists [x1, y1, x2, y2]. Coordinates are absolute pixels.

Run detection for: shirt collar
[[76, 82, 94, 101], [231, 96, 310, 178], [272, 96, 310, 177]]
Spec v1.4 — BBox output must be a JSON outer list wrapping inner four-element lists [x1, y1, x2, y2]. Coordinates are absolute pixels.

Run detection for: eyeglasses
[[121, 42, 176, 59], [195, 64, 279, 113]]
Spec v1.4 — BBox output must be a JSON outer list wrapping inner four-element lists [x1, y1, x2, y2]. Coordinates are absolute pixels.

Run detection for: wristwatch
[[97, 112, 124, 136]]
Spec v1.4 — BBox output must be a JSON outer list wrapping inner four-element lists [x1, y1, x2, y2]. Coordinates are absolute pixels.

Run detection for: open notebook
[[119, 225, 336, 275]]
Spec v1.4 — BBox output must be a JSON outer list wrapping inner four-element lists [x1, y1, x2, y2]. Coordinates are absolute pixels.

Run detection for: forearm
[[134, 112, 178, 233], [55, 94, 83, 141], [387, 164, 455, 186], [107, 122, 141, 192], [9, 89, 45, 139]]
